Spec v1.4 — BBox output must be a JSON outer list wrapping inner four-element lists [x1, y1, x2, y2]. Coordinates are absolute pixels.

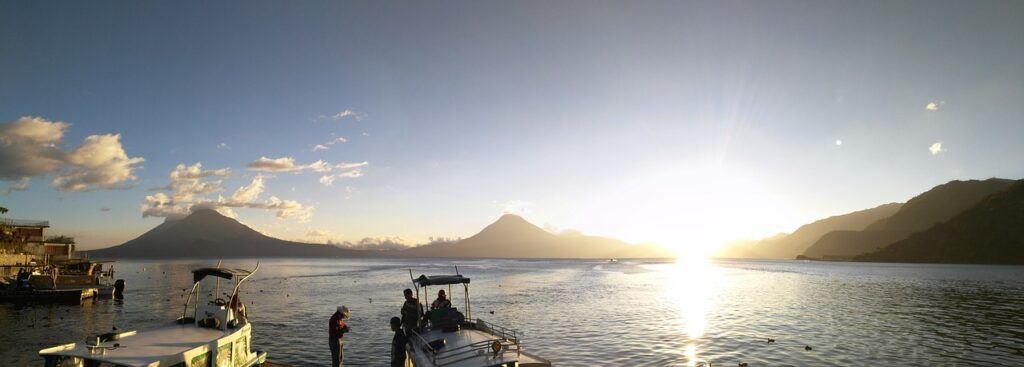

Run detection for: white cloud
[[500, 200, 534, 215], [331, 109, 365, 121], [140, 192, 190, 219], [2, 178, 30, 194], [929, 141, 946, 155], [52, 134, 145, 192], [141, 166, 311, 222], [184, 177, 316, 222], [312, 136, 348, 152], [248, 157, 367, 187], [164, 162, 230, 202], [246, 157, 333, 173], [170, 162, 230, 181], [334, 161, 368, 170], [304, 232, 410, 250], [319, 175, 337, 187], [318, 164, 366, 187], [231, 175, 265, 202], [1, 117, 143, 192], [338, 169, 364, 178], [216, 206, 238, 219], [925, 101, 944, 111], [216, 143, 229, 150]]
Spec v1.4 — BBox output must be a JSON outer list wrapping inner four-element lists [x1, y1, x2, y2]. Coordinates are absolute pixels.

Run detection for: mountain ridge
[[802, 178, 1018, 259], [399, 214, 673, 259], [855, 180, 1024, 264], [87, 209, 368, 259], [88, 211, 671, 259], [714, 202, 902, 259]]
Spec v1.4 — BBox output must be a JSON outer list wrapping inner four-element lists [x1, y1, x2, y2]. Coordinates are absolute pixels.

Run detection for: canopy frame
[[410, 266, 472, 320]]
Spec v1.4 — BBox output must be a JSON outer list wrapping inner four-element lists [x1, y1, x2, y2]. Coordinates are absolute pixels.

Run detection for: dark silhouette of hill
[[855, 180, 1024, 264], [714, 203, 902, 259], [398, 214, 673, 259], [802, 178, 1017, 259], [87, 209, 368, 259]]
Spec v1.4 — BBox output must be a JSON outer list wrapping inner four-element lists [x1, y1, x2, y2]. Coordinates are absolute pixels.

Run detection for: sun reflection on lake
[[662, 256, 724, 366]]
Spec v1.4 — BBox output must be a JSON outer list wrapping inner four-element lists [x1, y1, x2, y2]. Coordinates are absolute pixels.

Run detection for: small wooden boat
[[39, 262, 269, 367], [405, 270, 551, 367], [35, 260, 121, 295]]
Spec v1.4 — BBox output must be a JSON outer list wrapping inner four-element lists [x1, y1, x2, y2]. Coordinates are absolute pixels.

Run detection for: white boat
[[405, 270, 552, 367], [39, 263, 269, 367]]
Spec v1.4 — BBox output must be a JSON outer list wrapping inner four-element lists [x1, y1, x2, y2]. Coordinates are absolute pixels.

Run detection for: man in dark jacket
[[329, 305, 350, 367], [390, 317, 408, 367], [400, 289, 421, 333]]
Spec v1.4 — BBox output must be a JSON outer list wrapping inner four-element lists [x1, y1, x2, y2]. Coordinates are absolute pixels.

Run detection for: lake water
[[2, 258, 1023, 366]]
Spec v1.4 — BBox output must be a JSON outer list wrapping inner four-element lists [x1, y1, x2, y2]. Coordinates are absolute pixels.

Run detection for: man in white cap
[[329, 305, 350, 367]]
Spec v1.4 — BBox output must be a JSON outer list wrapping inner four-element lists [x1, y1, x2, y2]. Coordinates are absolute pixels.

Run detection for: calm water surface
[[2, 258, 1023, 366]]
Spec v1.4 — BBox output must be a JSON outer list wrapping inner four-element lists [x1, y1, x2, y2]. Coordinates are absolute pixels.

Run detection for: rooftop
[[0, 218, 49, 228]]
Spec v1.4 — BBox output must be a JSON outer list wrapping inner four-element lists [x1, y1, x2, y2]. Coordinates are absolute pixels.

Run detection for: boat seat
[[195, 301, 232, 330]]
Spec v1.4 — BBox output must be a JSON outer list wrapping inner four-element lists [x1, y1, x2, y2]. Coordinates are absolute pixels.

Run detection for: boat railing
[[435, 338, 521, 366], [412, 327, 522, 367], [475, 319, 519, 344], [409, 330, 440, 364]]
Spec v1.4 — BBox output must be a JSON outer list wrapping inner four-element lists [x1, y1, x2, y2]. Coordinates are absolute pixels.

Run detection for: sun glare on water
[[664, 256, 725, 366]]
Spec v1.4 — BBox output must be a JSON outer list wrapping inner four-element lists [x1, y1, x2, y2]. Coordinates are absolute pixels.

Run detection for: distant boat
[[27, 259, 122, 297], [39, 262, 268, 367], [608, 258, 618, 263], [404, 270, 551, 367]]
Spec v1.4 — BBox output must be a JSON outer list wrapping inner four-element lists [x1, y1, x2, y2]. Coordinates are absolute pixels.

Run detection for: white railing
[[476, 319, 520, 344], [412, 328, 522, 367]]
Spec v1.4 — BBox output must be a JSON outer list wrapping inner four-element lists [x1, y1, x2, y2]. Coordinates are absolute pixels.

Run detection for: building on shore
[[1, 217, 76, 276]]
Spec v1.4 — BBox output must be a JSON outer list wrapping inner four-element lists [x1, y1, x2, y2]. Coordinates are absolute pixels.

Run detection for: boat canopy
[[415, 274, 470, 286], [192, 267, 253, 283]]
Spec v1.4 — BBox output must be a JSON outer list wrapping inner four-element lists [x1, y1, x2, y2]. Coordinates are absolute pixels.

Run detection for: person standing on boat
[[431, 289, 451, 310], [389, 316, 408, 367], [401, 288, 421, 332], [16, 268, 28, 289], [329, 305, 350, 367]]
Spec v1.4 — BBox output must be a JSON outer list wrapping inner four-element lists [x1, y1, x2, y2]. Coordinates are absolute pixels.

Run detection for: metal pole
[[465, 284, 471, 320]]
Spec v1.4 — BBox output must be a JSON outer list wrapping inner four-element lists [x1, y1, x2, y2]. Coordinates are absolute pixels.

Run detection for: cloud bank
[[245, 157, 367, 187], [0, 116, 145, 192], [141, 164, 313, 222]]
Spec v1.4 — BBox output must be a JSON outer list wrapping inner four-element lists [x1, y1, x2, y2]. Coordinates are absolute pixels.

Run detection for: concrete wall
[[0, 254, 44, 277]]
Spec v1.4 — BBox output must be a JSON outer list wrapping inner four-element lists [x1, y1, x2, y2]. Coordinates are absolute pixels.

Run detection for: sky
[[2, 1, 1023, 253]]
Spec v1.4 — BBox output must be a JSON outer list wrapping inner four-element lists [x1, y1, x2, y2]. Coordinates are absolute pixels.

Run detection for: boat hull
[[0, 287, 96, 303]]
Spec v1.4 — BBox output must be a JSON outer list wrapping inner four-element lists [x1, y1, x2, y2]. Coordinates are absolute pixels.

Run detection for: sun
[[574, 165, 796, 258]]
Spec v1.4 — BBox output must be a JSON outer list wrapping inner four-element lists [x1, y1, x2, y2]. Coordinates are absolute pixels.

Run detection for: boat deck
[[39, 322, 231, 366], [408, 322, 550, 367]]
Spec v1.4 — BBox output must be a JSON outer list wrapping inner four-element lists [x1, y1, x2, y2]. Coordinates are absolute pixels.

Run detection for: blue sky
[[2, 1, 1023, 251]]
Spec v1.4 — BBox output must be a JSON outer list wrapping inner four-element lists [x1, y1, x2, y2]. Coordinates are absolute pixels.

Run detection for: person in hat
[[430, 289, 451, 310], [329, 305, 351, 367]]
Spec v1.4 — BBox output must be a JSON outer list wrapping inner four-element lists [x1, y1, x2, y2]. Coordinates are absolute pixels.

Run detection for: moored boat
[[28, 260, 122, 297], [39, 263, 269, 367], [404, 270, 551, 367]]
